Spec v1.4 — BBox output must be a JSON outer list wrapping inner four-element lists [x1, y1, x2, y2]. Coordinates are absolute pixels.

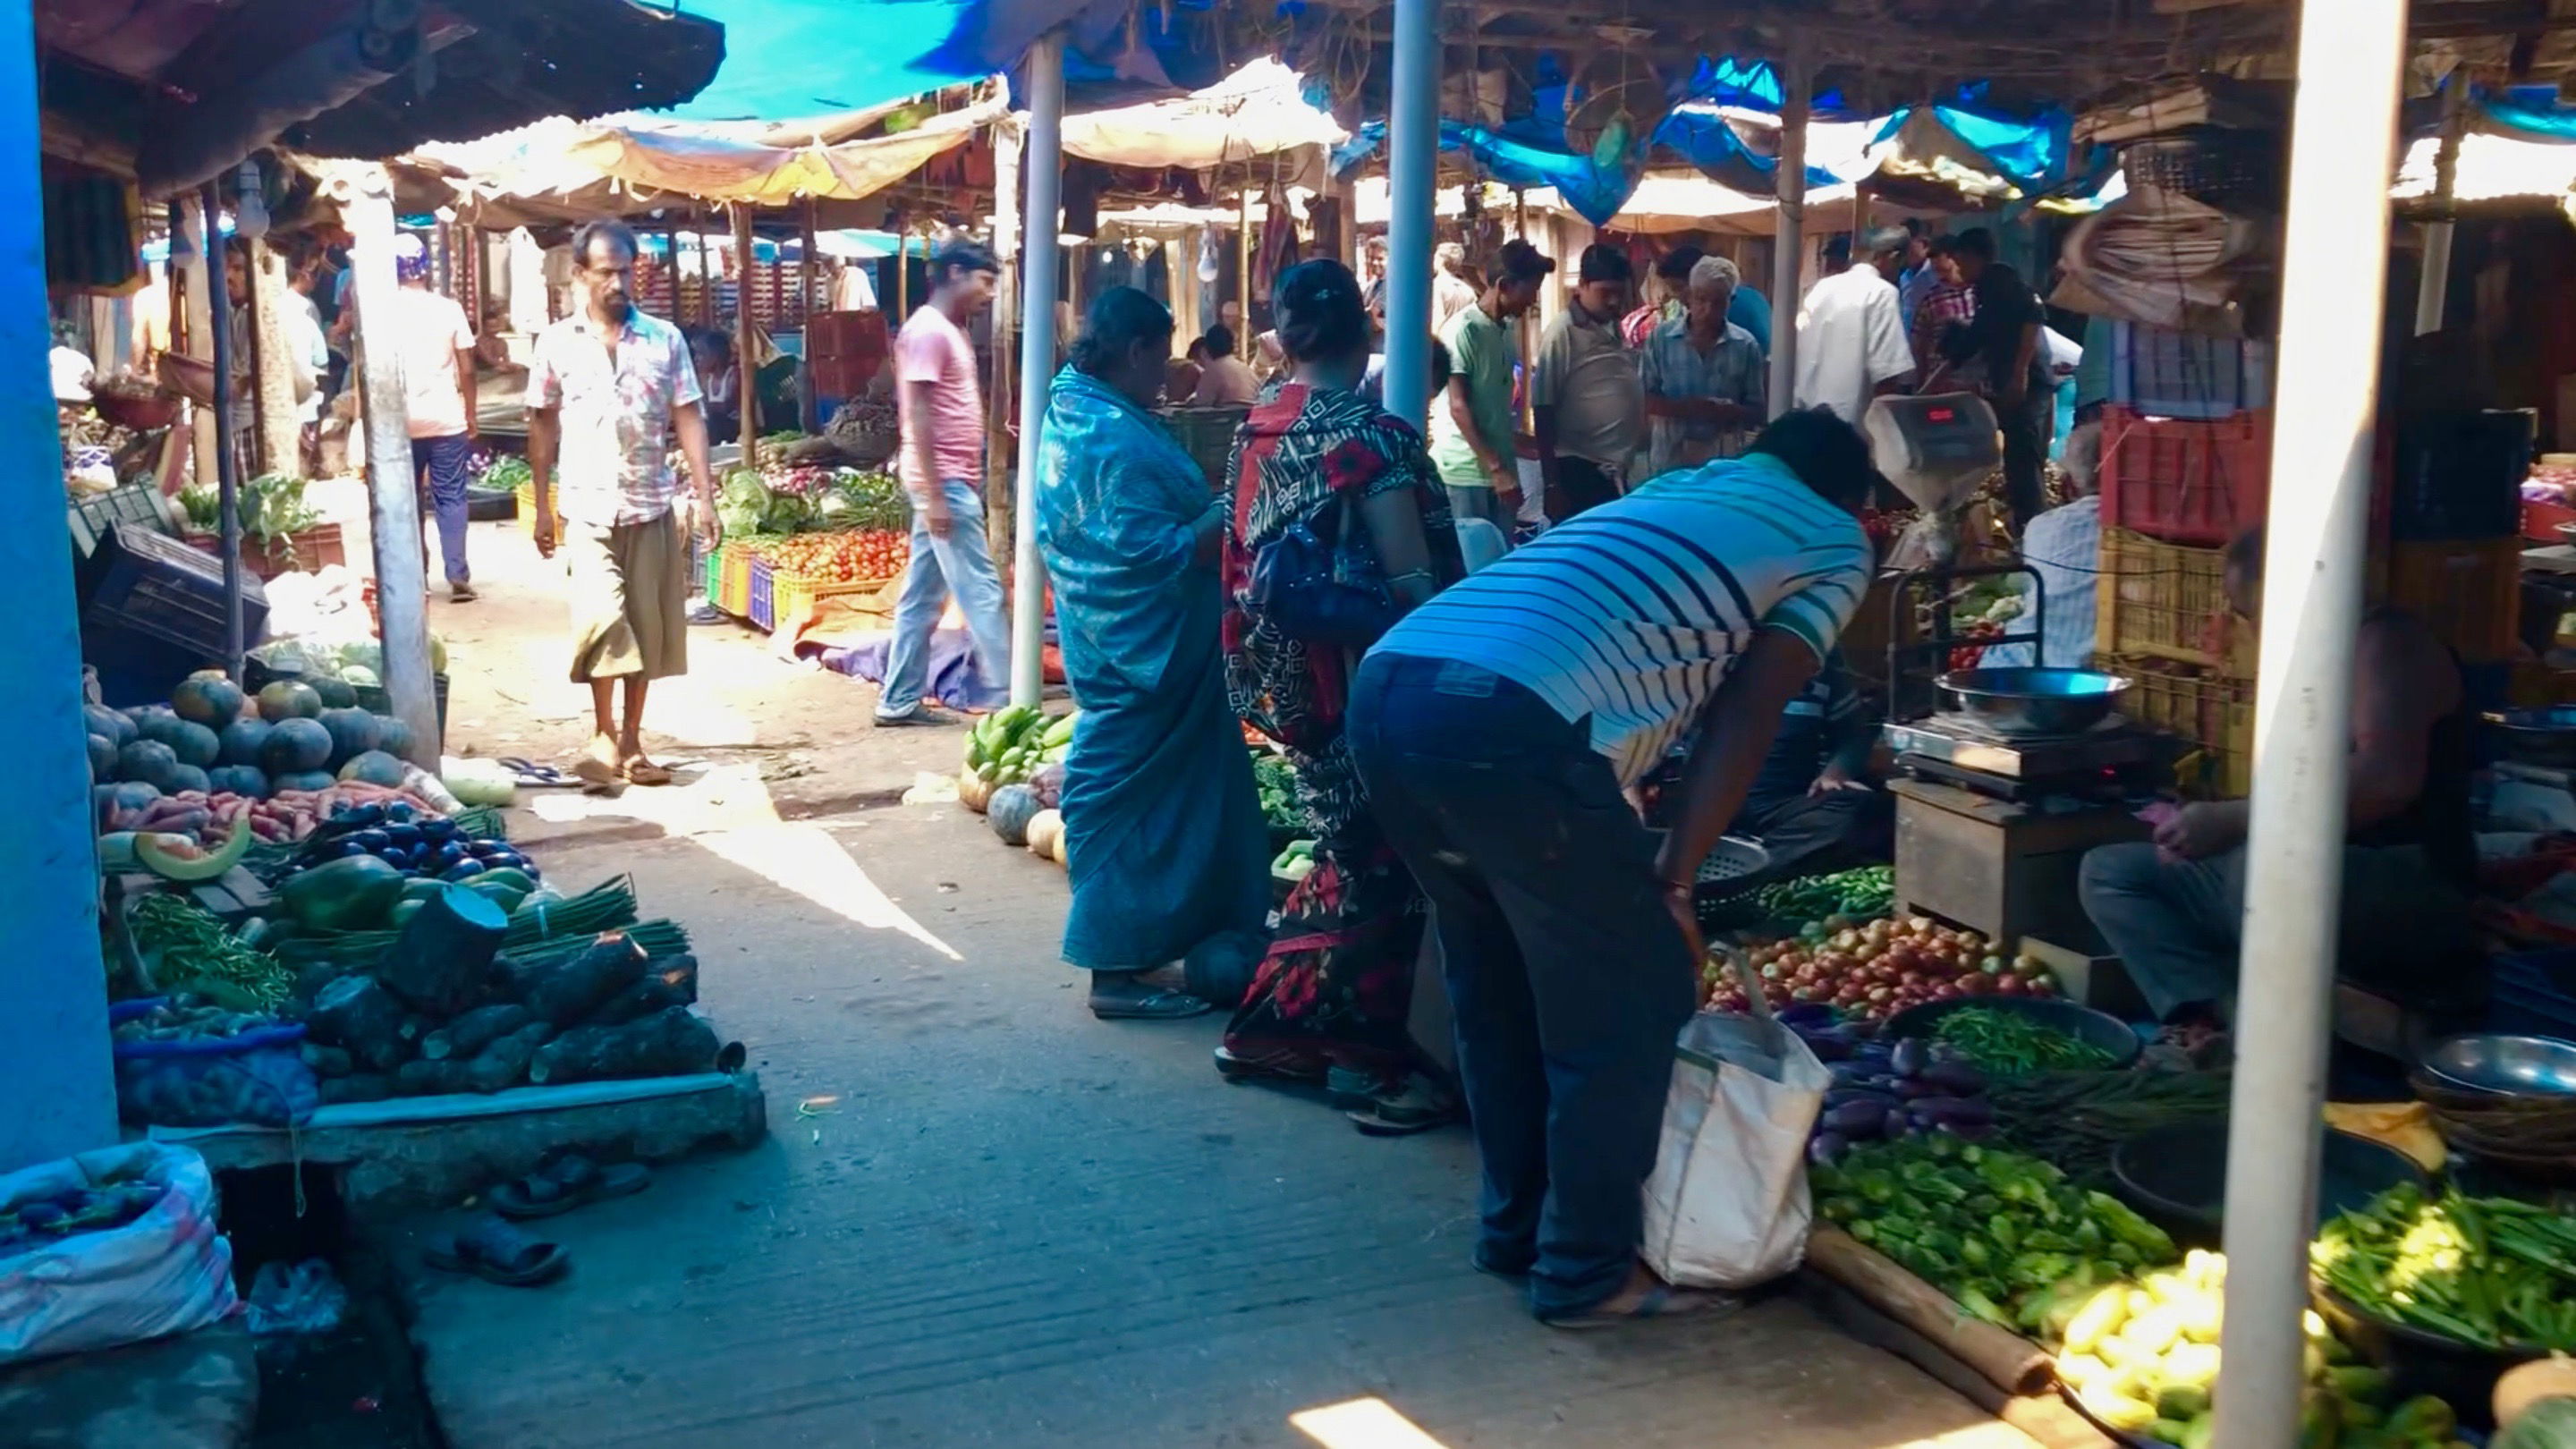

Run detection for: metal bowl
[[2486, 706, 2576, 769], [1936, 667, 2133, 738], [2419, 1033, 2576, 1097]]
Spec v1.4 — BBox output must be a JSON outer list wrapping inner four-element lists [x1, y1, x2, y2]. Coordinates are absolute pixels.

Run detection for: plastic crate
[[748, 556, 777, 631], [2106, 322, 2271, 420], [85, 521, 269, 658], [2097, 404, 2274, 547], [2111, 654, 2254, 800], [2095, 528, 2254, 677], [70, 481, 176, 561], [771, 572, 891, 634], [716, 543, 756, 619], [701, 543, 722, 603], [2385, 535, 2522, 665], [352, 674, 452, 748], [2389, 410, 2532, 542]]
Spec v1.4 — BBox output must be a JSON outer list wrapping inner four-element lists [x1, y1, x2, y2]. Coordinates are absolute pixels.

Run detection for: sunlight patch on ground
[[1291, 1399, 1454, 1449], [530, 764, 961, 960]]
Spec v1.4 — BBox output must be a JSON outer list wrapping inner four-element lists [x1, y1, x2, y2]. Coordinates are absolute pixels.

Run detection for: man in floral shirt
[[528, 219, 716, 788]]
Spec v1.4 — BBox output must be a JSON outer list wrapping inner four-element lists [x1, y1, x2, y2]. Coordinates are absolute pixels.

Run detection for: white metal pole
[[1767, 47, 1810, 419], [332, 163, 443, 767], [1009, 32, 1065, 709], [2214, 4, 2406, 1446], [1384, 0, 1439, 430], [2414, 80, 2468, 336]]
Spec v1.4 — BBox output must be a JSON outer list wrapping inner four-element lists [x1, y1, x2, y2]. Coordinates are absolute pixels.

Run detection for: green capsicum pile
[[2314, 1182, 2576, 1352], [1813, 1133, 2177, 1333], [1751, 866, 1895, 931]]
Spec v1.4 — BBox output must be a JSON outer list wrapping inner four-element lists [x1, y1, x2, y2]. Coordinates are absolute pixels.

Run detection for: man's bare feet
[[621, 752, 673, 786]]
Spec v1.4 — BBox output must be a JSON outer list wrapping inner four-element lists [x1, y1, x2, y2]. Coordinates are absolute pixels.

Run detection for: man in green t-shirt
[[1428, 240, 1555, 528]]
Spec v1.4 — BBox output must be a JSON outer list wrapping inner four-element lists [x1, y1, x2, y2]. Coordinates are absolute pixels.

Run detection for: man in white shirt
[[1793, 227, 1917, 428], [383, 234, 480, 600], [1531, 244, 1641, 521]]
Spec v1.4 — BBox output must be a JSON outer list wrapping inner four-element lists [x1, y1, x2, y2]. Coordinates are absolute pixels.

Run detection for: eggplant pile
[[302, 801, 540, 885], [1781, 1004, 1994, 1165]]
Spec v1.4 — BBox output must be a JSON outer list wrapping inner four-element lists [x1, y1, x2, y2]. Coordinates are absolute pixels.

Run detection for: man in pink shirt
[[877, 241, 1013, 724]]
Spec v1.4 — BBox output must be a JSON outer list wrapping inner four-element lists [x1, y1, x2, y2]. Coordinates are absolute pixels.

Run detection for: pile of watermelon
[[87, 672, 418, 814]]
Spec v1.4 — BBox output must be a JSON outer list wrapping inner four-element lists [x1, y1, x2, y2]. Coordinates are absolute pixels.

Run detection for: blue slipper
[[1539, 1281, 1740, 1331]]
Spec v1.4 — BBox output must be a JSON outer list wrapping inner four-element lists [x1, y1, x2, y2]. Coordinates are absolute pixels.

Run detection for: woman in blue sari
[[1037, 287, 1271, 1019]]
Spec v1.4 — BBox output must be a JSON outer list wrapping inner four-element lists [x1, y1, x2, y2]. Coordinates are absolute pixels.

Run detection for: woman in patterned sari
[[1220, 260, 1467, 1133]]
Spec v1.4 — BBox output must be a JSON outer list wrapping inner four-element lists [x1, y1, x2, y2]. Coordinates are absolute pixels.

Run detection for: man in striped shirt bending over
[[1347, 408, 1880, 1328]]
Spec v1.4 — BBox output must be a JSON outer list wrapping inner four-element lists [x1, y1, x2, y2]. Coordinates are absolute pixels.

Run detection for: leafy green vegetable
[[1751, 866, 1894, 929], [2315, 1183, 2576, 1352], [1932, 1006, 2117, 1075], [1251, 753, 1301, 833]]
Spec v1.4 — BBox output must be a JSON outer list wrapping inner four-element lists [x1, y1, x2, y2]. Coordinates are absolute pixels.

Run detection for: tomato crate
[[2097, 404, 2273, 547], [2385, 535, 2525, 664], [2109, 655, 2253, 800], [771, 573, 892, 635], [2095, 528, 2255, 678]]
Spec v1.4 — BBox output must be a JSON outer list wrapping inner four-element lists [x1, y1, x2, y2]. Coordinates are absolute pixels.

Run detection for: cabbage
[[718, 469, 772, 538]]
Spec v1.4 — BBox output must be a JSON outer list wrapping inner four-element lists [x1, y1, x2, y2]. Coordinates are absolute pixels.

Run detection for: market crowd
[[978, 223, 2084, 1329]]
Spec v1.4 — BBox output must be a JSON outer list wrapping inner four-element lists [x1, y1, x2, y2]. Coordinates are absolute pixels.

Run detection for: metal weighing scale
[[1860, 395, 2156, 950]]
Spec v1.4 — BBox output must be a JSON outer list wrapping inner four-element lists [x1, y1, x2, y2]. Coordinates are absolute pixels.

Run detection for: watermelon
[[374, 715, 415, 758], [87, 734, 115, 779], [164, 763, 210, 795], [257, 681, 323, 721], [311, 675, 359, 710], [987, 784, 1041, 846], [272, 769, 336, 793], [260, 716, 333, 774], [85, 705, 134, 748], [317, 708, 381, 767], [115, 740, 178, 786], [217, 717, 273, 766], [167, 720, 220, 769], [131, 708, 188, 750], [337, 750, 407, 787], [208, 765, 269, 798], [95, 781, 159, 827], [170, 675, 243, 728]]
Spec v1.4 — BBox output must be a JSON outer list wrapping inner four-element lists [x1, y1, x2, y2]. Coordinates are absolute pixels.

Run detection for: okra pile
[[2314, 1182, 2576, 1352]]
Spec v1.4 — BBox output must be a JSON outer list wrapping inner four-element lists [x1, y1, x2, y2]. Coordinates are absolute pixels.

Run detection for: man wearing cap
[[383, 233, 480, 601]]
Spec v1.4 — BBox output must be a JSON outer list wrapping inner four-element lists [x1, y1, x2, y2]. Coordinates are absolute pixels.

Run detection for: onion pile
[[1702, 915, 2059, 1020]]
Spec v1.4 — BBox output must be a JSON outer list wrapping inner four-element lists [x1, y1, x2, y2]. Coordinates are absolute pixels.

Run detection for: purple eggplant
[[1803, 1033, 1855, 1063], [1890, 1037, 1930, 1078], [1894, 1078, 1945, 1100], [1807, 1131, 1849, 1165], [1935, 1121, 1997, 1141], [1821, 1101, 1888, 1136], [1777, 1003, 1835, 1029], [1823, 1088, 1899, 1112], [1920, 1060, 1988, 1096], [1826, 1061, 1872, 1088], [1910, 1096, 1995, 1126]]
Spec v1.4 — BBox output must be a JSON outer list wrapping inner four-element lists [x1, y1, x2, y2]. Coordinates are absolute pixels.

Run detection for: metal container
[[2419, 1033, 2576, 1097], [2487, 706, 2576, 769], [1936, 667, 2132, 738]]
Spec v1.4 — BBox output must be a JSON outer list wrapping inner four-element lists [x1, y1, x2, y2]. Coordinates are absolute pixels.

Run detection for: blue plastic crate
[[748, 557, 775, 631], [83, 521, 267, 659]]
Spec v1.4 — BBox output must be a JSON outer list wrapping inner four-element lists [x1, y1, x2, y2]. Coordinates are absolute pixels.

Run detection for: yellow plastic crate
[[2095, 528, 2254, 678], [2112, 654, 2253, 800], [513, 482, 566, 538], [716, 542, 757, 618], [771, 573, 894, 634]]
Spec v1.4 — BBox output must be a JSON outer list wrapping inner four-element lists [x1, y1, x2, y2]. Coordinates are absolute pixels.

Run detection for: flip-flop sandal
[[497, 757, 576, 788], [1345, 1074, 1463, 1138], [489, 1154, 649, 1220], [1539, 1281, 1741, 1331], [621, 758, 674, 786], [1089, 987, 1212, 1021], [423, 1217, 569, 1288], [1214, 1045, 1327, 1086], [570, 755, 622, 789]]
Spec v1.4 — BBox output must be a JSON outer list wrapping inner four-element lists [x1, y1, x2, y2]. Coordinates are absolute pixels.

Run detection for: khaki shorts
[[566, 511, 687, 682]]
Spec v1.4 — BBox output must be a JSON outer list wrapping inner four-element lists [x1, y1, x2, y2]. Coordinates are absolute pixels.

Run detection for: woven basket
[[1163, 405, 1249, 495], [2121, 131, 2283, 211]]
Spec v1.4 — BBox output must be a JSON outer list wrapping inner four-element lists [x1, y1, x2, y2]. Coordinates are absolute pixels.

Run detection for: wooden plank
[[1805, 1227, 2057, 1396]]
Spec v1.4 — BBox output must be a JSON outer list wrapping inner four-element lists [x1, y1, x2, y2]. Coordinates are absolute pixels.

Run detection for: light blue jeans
[[877, 478, 1013, 718]]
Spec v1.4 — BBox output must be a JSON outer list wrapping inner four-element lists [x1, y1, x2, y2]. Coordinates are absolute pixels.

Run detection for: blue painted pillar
[[0, 0, 118, 1171]]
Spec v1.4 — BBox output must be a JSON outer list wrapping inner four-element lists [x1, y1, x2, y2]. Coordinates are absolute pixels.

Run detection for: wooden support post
[[733, 205, 758, 462], [800, 197, 820, 432], [1236, 182, 1252, 333], [326, 161, 441, 768], [199, 181, 246, 678]]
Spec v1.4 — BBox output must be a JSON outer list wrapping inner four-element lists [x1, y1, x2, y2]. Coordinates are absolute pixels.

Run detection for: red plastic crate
[[2097, 404, 2274, 547]]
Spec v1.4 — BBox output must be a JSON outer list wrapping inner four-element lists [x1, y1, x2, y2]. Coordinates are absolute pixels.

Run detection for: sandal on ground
[[621, 756, 674, 786], [1214, 1045, 1327, 1086], [1539, 1280, 1740, 1331], [570, 751, 622, 789], [1346, 1072, 1463, 1138], [1089, 985, 1212, 1021], [497, 757, 574, 788], [423, 1216, 569, 1287], [489, 1154, 649, 1221]]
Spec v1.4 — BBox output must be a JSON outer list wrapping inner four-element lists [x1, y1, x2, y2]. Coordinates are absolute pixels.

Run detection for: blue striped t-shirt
[[1371, 452, 1874, 787]]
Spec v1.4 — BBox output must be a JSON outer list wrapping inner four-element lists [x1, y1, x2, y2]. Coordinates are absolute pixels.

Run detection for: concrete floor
[[378, 513, 2029, 1449]]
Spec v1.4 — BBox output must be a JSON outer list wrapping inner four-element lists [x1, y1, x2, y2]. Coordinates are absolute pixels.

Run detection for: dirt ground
[[345, 495, 2029, 1449]]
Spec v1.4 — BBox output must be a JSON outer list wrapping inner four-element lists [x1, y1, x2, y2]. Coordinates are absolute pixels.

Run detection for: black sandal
[[489, 1153, 649, 1220], [1345, 1072, 1463, 1137], [1089, 987, 1211, 1020], [424, 1216, 570, 1287]]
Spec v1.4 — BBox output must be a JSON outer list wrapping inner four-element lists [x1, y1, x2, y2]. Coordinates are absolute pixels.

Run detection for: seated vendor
[[1726, 648, 1890, 882], [2077, 529, 2480, 1024]]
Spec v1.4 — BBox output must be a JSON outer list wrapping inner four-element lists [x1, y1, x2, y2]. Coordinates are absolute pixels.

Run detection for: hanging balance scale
[[1863, 393, 2046, 720]]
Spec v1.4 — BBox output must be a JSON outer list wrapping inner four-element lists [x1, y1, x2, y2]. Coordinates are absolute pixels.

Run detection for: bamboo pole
[[733, 205, 758, 462], [800, 196, 820, 432]]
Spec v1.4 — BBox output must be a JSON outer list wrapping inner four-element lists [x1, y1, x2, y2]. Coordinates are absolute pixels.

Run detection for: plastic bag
[[1639, 1010, 1830, 1290], [0, 1143, 238, 1366], [112, 1001, 316, 1129]]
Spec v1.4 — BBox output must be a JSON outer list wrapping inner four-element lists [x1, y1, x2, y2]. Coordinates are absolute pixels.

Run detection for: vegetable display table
[[1889, 778, 2148, 952]]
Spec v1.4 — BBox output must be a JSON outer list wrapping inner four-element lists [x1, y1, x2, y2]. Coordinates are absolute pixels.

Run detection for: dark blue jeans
[[1347, 653, 1695, 1318]]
